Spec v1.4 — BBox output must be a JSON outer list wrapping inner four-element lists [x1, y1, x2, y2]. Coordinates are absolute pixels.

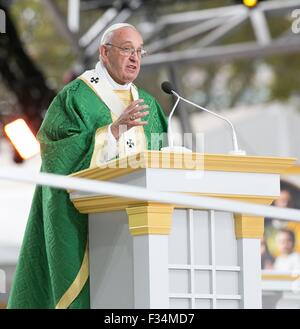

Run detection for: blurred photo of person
[[273, 229, 300, 272], [271, 187, 295, 231], [261, 237, 274, 270], [264, 181, 300, 257]]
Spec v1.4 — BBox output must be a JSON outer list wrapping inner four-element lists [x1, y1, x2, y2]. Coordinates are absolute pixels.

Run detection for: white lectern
[[69, 151, 295, 309]]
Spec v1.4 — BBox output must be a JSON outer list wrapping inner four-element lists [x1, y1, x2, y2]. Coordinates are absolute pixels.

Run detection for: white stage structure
[[69, 151, 295, 309]]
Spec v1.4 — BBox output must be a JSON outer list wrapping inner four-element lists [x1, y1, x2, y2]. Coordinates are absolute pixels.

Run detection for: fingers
[[130, 99, 145, 108], [127, 99, 149, 124], [129, 120, 148, 127], [129, 105, 149, 116], [131, 110, 149, 120], [124, 99, 149, 124], [126, 99, 149, 115], [124, 99, 144, 113], [113, 99, 149, 132]]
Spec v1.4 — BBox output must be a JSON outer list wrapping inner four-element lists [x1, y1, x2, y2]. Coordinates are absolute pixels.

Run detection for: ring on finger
[[130, 115, 136, 121]]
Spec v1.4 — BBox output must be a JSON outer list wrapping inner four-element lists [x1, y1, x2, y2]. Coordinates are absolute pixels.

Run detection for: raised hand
[[110, 99, 149, 140]]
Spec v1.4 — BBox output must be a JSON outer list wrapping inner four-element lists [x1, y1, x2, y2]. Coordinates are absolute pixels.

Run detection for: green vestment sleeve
[[7, 79, 167, 309]]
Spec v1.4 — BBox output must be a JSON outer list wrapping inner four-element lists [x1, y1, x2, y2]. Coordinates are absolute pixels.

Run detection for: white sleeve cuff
[[104, 124, 118, 161]]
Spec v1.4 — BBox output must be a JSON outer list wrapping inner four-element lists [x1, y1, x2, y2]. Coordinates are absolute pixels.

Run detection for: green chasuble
[[7, 78, 167, 309]]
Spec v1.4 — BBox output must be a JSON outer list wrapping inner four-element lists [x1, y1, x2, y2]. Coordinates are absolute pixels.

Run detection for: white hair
[[100, 23, 137, 46]]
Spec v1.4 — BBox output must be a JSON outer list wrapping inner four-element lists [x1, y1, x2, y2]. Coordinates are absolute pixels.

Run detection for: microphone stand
[[162, 90, 246, 155], [161, 96, 193, 153]]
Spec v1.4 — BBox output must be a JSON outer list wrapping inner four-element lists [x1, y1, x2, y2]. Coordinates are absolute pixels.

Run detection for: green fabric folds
[[7, 78, 167, 309]]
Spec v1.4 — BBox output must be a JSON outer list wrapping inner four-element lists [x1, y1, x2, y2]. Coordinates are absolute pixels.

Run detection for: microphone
[[161, 81, 173, 95], [161, 81, 246, 155]]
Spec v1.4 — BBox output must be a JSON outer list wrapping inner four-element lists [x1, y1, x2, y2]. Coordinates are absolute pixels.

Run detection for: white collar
[[95, 61, 132, 90], [79, 68, 139, 118]]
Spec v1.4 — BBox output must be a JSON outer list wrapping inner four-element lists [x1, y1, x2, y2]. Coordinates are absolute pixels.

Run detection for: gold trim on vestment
[[55, 243, 89, 309]]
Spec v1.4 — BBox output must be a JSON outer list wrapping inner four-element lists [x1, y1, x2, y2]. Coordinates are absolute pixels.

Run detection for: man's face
[[100, 27, 143, 84]]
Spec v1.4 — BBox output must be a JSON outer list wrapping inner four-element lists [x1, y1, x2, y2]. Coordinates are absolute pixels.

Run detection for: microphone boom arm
[[167, 96, 180, 148], [171, 90, 244, 155]]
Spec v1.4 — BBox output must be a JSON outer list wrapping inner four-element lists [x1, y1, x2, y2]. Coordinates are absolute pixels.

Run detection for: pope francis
[[8, 23, 168, 309]]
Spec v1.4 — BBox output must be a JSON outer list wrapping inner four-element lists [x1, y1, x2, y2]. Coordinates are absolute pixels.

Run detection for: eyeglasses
[[105, 43, 147, 58]]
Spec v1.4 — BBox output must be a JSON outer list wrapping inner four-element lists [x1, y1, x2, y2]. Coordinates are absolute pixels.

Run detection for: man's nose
[[129, 50, 139, 61]]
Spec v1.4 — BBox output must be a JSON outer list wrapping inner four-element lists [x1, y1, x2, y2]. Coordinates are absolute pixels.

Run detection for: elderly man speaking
[[8, 24, 167, 309]]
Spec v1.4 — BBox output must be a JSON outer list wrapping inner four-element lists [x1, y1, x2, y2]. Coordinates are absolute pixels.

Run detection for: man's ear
[[99, 45, 108, 63]]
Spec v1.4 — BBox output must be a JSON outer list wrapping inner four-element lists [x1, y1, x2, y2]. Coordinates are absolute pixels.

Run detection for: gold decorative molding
[[262, 274, 300, 281], [71, 192, 276, 214], [70, 151, 296, 182], [71, 195, 145, 214], [182, 193, 275, 206], [126, 205, 174, 236], [284, 165, 300, 175], [234, 214, 264, 239]]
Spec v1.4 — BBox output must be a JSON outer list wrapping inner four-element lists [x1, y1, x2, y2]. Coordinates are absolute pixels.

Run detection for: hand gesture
[[111, 99, 149, 140]]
